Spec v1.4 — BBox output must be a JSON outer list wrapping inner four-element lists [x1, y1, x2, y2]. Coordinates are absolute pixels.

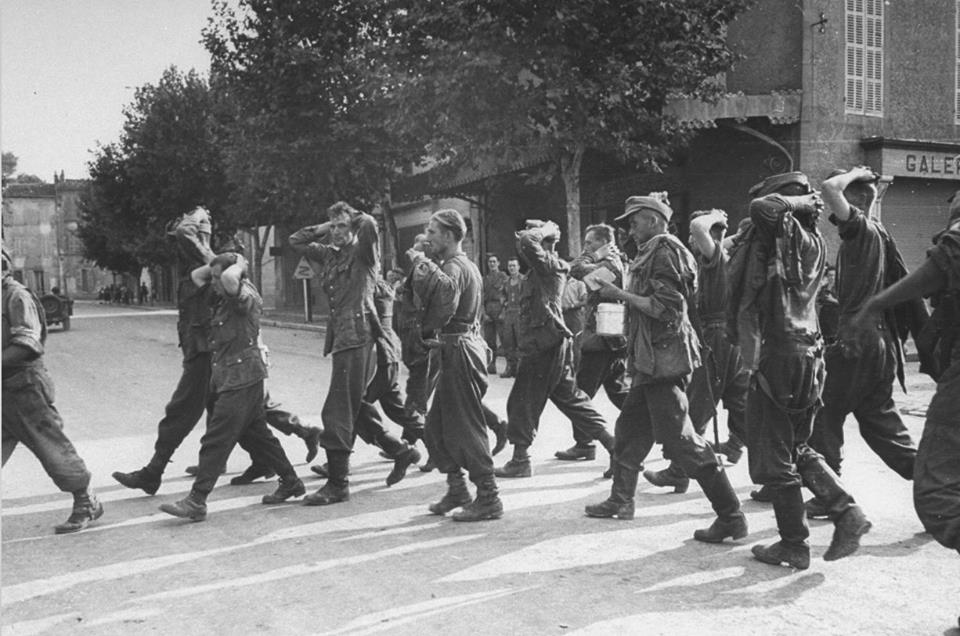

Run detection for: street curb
[[261, 318, 326, 333]]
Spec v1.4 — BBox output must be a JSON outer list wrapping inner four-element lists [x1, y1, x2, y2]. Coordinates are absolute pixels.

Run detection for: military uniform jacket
[[748, 194, 825, 349], [482, 270, 508, 320], [625, 234, 701, 383], [411, 252, 482, 335], [174, 221, 215, 361], [2, 276, 46, 381], [208, 279, 267, 393], [515, 228, 572, 353], [290, 213, 381, 356]]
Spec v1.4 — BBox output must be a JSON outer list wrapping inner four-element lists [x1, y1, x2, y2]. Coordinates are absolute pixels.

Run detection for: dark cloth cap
[[748, 171, 812, 197], [615, 195, 673, 225], [431, 209, 467, 241]]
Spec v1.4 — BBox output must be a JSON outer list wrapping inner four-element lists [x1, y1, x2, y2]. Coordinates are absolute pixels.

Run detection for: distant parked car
[[40, 290, 74, 331]]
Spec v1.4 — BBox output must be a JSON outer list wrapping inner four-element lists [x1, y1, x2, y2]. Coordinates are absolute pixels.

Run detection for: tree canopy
[[78, 67, 230, 273]]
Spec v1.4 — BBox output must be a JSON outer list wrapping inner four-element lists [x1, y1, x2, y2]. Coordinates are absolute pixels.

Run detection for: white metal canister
[[595, 302, 625, 336]]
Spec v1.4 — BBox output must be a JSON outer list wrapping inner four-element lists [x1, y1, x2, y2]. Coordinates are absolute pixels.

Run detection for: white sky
[[1, 0, 214, 180]]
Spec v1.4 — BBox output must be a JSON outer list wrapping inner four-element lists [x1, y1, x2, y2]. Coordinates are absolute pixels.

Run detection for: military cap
[[748, 171, 812, 197]]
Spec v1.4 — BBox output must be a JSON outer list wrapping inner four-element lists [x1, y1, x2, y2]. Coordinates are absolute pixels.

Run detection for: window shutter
[[846, 0, 882, 116]]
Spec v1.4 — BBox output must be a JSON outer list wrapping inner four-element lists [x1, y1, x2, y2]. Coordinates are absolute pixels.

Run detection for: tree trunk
[[247, 225, 271, 292], [559, 146, 585, 257], [378, 185, 400, 273]]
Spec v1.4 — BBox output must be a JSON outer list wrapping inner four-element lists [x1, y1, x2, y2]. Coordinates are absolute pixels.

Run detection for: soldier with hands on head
[[806, 166, 918, 516], [290, 201, 419, 504], [113, 206, 217, 495], [499, 257, 524, 378], [494, 219, 616, 480], [159, 252, 305, 521], [2, 243, 103, 534], [736, 172, 871, 569]]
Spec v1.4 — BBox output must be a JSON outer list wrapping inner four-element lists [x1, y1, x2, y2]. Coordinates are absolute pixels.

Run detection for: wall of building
[[726, 0, 804, 93]]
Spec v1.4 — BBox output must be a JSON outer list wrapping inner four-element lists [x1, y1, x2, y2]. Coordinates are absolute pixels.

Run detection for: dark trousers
[[150, 353, 212, 473], [321, 343, 378, 452], [506, 339, 610, 448], [747, 345, 825, 488], [914, 362, 960, 552], [613, 379, 718, 474], [367, 353, 422, 432], [425, 334, 494, 483], [687, 326, 749, 442], [2, 366, 91, 492], [192, 380, 296, 496], [403, 350, 437, 417], [483, 318, 502, 362], [570, 348, 627, 446], [500, 311, 521, 368], [809, 333, 916, 479]]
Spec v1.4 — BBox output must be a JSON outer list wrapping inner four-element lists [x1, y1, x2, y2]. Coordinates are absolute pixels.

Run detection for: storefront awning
[[664, 91, 802, 128]]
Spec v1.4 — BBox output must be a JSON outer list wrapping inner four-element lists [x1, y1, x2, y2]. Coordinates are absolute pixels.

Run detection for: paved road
[[2, 301, 958, 635]]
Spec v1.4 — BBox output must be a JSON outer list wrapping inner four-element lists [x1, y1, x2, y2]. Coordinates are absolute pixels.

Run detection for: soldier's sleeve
[[220, 281, 258, 315], [929, 228, 960, 291], [646, 247, 688, 322], [518, 229, 561, 276], [411, 257, 459, 332], [569, 250, 599, 280], [289, 226, 333, 264], [832, 205, 867, 242], [174, 222, 215, 265], [5, 289, 44, 356], [354, 213, 380, 269]]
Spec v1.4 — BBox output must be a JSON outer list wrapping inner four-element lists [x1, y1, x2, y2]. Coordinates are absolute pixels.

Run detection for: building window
[[845, 0, 883, 116], [33, 270, 45, 293]]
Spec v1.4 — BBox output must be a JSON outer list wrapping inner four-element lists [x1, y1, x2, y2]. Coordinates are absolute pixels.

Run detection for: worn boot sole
[[112, 470, 161, 496], [452, 502, 504, 521], [428, 493, 473, 515], [54, 501, 105, 534], [693, 515, 749, 543], [159, 501, 207, 522], [584, 501, 635, 520], [262, 481, 307, 504], [387, 447, 422, 486], [823, 507, 872, 561], [752, 542, 810, 570], [642, 469, 689, 494]]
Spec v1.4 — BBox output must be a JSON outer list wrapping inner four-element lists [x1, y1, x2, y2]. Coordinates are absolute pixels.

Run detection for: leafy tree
[[380, 0, 754, 254], [203, 0, 428, 268], [78, 67, 230, 274], [2, 151, 17, 187]]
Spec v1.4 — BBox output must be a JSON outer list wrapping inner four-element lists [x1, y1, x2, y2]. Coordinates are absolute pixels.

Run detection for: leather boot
[[310, 463, 329, 478], [297, 426, 323, 463], [262, 477, 306, 504], [642, 463, 690, 493], [824, 504, 872, 561], [452, 476, 503, 521], [387, 444, 422, 486], [54, 490, 104, 534], [231, 464, 276, 485], [804, 495, 831, 519], [798, 453, 856, 521], [112, 467, 162, 495], [750, 484, 774, 502], [597, 431, 616, 479], [159, 490, 208, 522], [693, 465, 748, 543], [554, 444, 597, 461], [428, 471, 473, 515], [751, 485, 811, 569], [585, 465, 636, 520], [491, 419, 509, 456], [304, 450, 350, 505], [499, 363, 516, 379], [495, 445, 532, 478], [717, 438, 744, 465]]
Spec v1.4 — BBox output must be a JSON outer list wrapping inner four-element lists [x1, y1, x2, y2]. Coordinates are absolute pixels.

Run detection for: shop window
[[845, 0, 883, 117]]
